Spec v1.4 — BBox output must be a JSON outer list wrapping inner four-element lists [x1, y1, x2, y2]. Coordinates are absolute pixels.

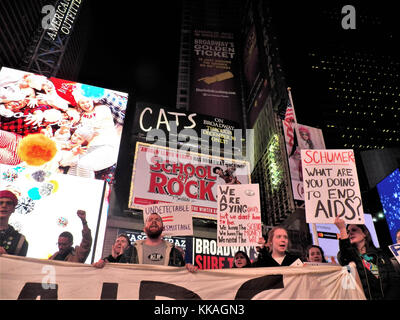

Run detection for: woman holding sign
[[334, 217, 400, 300], [252, 227, 301, 267]]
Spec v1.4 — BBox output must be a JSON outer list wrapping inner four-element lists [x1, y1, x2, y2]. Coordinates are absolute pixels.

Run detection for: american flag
[[283, 101, 295, 153]]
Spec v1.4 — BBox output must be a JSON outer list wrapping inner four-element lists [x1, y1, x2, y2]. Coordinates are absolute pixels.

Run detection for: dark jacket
[[49, 226, 92, 263], [0, 225, 28, 256], [251, 247, 300, 267], [119, 240, 185, 267], [337, 238, 400, 300]]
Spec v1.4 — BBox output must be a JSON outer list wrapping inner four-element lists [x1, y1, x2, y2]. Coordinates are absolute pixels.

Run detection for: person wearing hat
[[0, 190, 28, 256]]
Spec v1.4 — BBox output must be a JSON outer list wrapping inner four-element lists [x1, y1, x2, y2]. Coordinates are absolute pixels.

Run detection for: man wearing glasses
[[0, 189, 28, 256], [48, 209, 92, 263]]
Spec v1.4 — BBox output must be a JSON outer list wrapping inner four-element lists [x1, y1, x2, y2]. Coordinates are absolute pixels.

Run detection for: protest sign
[[142, 202, 193, 236], [217, 184, 261, 247], [301, 149, 364, 224]]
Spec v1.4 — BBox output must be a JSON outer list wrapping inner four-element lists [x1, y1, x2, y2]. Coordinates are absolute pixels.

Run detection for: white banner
[[217, 184, 261, 247], [0, 255, 365, 300], [301, 149, 364, 224]]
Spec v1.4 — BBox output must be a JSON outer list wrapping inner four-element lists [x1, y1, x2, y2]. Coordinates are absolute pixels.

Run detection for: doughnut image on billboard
[[129, 142, 251, 220], [0, 67, 128, 183]]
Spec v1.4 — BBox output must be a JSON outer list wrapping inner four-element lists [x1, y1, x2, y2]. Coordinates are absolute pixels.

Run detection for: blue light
[[377, 168, 400, 243]]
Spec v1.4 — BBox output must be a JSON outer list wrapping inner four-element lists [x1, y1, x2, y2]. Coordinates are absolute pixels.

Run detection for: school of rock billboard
[[128, 142, 251, 220], [190, 29, 243, 124]]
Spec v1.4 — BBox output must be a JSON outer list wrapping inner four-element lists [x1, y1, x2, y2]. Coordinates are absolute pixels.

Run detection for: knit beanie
[[0, 190, 18, 206]]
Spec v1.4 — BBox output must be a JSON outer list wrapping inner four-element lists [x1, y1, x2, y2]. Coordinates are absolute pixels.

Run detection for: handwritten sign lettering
[[217, 184, 261, 246], [301, 149, 364, 224]]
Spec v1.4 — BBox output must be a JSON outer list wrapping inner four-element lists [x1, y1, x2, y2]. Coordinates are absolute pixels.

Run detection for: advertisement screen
[[1, 164, 106, 263], [190, 29, 242, 124], [0, 67, 128, 183], [132, 103, 241, 154], [193, 237, 258, 269], [129, 142, 251, 220], [377, 168, 400, 243], [283, 123, 326, 200]]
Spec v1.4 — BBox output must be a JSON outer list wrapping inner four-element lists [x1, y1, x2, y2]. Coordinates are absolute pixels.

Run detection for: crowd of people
[[1, 189, 399, 300]]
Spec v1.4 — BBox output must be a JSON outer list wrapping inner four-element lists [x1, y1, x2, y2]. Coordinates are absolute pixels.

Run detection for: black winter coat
[[337, 238, 400, 300], [251, 247, 300, 267]]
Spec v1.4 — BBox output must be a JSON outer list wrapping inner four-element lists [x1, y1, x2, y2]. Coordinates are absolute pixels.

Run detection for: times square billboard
[[128, 103, 251, 220], [0, 66, 128, 262]]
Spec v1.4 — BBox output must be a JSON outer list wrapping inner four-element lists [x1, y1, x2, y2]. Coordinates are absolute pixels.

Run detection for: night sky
[[78, 1, 182, 108], [77, 1, 399, 118]]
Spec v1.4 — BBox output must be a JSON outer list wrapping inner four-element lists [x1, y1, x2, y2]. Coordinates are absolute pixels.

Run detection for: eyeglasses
[[56, 242, 71, 247], [0, 201, 14, 206]]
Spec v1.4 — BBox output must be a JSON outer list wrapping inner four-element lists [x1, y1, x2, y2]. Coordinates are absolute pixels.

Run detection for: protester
[[93, 233, 131, 268], [120, 212, 197, 272], [252, 226, 301, 267], [334, 217, 400, 300], [232, 250, 251, 268], [49, 210, 92, 263], [0, 190, 28, 256], [305, 244, 327, 263]]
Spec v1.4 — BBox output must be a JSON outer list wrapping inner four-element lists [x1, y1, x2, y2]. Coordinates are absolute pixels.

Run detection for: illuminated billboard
[[132, 103, 241, 154], [129, 142, 251, 220], [190, 29, 242, 124], [1, 164, 107, 263], [193, 237, 258, 269], [0, 67, 128, 183], [283, 123, 326, 200], [377, 168, 400, 243]]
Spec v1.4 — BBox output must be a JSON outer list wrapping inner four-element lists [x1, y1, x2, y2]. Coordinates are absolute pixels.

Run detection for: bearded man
[[120, 212, 197, 272]]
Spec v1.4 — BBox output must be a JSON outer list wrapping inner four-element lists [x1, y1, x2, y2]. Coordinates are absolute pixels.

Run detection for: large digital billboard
[[1, 164, 107, 263], [129, 142, 251, 220], [0, 67, 128, 183], [377, 168, 400, 243], [0, 66, 129, 263]]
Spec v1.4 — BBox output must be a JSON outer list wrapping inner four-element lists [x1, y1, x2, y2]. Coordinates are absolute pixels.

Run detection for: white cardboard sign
[[301, 149, 364, 224]]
